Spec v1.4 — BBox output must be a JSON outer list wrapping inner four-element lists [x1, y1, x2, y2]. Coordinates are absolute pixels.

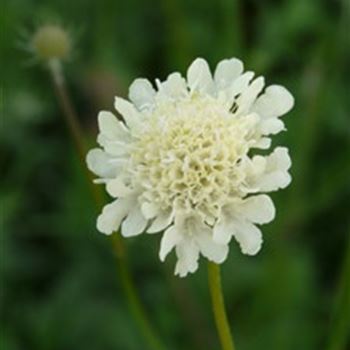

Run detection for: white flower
[[87, 58, 294, 277]]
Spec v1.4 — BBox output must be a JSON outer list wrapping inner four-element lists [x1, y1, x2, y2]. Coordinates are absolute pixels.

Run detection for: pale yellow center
[[130, 95, 256, 217]]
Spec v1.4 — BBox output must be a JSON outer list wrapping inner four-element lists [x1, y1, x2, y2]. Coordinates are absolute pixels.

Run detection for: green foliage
[[1, 0, 349, 349]]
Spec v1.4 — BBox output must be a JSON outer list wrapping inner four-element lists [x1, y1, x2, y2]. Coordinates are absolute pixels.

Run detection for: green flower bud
[[32, 25, 71, 61]]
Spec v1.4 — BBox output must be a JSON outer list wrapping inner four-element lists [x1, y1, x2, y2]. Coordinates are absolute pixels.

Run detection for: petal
[[97, 198, 133, 235], [147, 209, 174, 233], [196, 230, 229, 263], [259, 171, 292, 192], [97, 111, 130, 141], [129, 78, 156, 110], [96, 111, 131, 156], [174, 240, 199, 277], [157, 72, 187, 99], [229, 71, 255, 96], [121, 205, 148, 237], [259, 118, 285, 135], [238, 195, 275, 224], [254, 137, 271, 149], [257, 147, 292, 192], [213, 215, 235, 245], [270, 147, 292, 171], [252, 85, 294, 118], [114, 97, 142, 130], [86, 148, 116, 178], [235, 76, 265, 115], [141, 202, 159, 219], [217, 71, 254, 108], [97, 136, 129, 156], [233, 221, 263, 255], [106, 177, 134, 198], [238, 155, 266, 192], [187, 58, 213, 93], [214, 58, 244, 90], [159, 225, 182, 261]]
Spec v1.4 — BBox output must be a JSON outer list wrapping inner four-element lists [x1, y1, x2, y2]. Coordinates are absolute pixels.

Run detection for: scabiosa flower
[[87, 58, 294, 277], [31, 24, 71, 61]]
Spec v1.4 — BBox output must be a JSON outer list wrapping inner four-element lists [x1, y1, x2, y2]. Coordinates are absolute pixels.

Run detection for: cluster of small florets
[[131, 94, 257, 217], [87, 58, 294, 276]]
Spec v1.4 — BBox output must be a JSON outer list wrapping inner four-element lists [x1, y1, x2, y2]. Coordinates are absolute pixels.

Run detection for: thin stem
[[48, 59, 165, 350], [112, 236, 165, 350], [327, 235, 350, 350], [48, 59, 103, 207], [208, 262, 236, 350], [48, 60, 86, 166]]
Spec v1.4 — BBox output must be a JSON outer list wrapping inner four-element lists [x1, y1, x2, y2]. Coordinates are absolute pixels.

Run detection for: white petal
[[254, 137, 272, 149], [106, 177, 134, 198], [96, 111, 131, 156], [257, 147, 292, 192], [229, 71, 255, 96], [159, 225, 182, 261], [174, 240, 199, 277], [141, 202, 159, 219], [97, 198, 133, 235], [238, 195, 275, 224], [129, 78, 156, 110], [259, 171, 292, 192], [157, 72, 187, 99], [238, 155, 266, 193], [97, 135, 129, 156], [249, 155, 267, 174], [97, 111, 130, 141], [187, 58, 213, 93], [235, 76, 265, 115], [233, 221, 263, 255], [259, 118, 285, 135], [270, 147, 292, 171], [252, 85, 294, 118], [114, 97, 142, 130], [214, 58, 243, 90], [213, 215, 235, 245], [86, 148, 116, 178], [121, 205, 148, 237], [196, 230, 229, 263], [217, 71, 254, 108], [147, 209, 174, 233]]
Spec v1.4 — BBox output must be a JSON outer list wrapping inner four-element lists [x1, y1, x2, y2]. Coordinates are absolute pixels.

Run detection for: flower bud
[[32, 25, 71, 61]]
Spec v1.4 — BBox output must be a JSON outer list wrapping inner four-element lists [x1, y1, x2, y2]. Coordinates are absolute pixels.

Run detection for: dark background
[[1, 0, 350, 349]]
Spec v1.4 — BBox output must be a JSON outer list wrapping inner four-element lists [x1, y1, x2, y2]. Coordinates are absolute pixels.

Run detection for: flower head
[[87, 58, 294, 277], [31, 24, 71, 61]]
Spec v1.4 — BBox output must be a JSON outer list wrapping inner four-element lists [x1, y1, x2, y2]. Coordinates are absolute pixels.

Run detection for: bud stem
[[49, 59, 84, 160], [48, 59, 103, 206], [47, 59, 165, 350]]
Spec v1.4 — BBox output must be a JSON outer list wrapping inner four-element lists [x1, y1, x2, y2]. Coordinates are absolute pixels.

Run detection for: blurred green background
[[1, 0, 350, 349]]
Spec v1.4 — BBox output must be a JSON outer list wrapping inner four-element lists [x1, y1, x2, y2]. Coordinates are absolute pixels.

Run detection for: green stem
[[208, 262, 236, 350], [48, 59, 165, 350], [327, 235, 350, 350], [112, 236, 165, 350], [48, 59, 103, 207]]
